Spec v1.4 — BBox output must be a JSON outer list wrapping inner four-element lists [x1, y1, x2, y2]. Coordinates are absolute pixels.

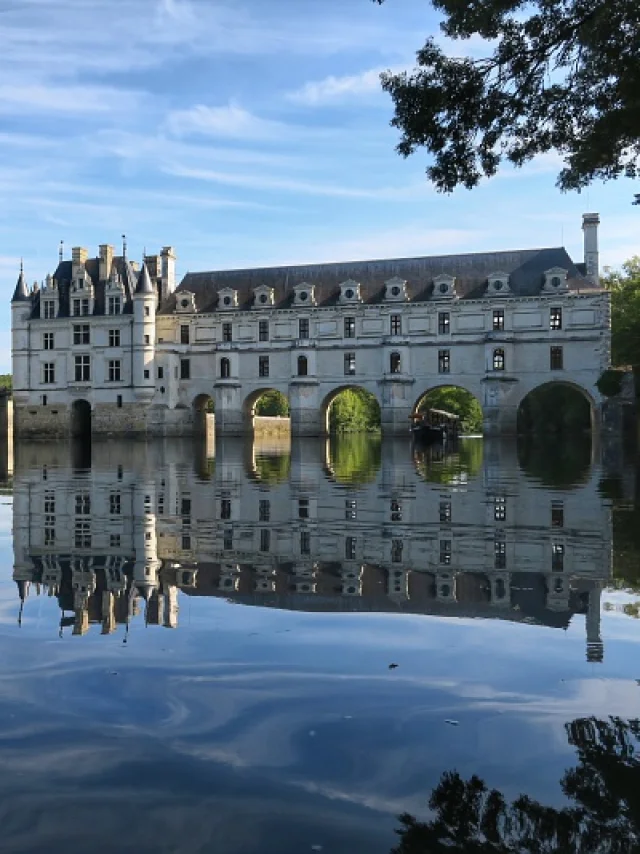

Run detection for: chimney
[[71, 246, 89, 280], [99, 244, 114, 281], [160, 246, 176, 301], [582, 213, 600, 285]]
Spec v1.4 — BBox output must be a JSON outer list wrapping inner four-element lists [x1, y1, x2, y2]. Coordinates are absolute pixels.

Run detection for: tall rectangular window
[[108, 329, 120, 347], [75, 493, 91, 515], [550, 346, 563, 370], [391, 499, 402, 522], [344, 317, 356, 338], [110, 493, 121, 515], [298, 498, 309, 519], [438, 312, 450, 334], [223, 530, 233, 551], [345, 499, 357, 520], [258, 320, 269, 342], [108, 296, 121, 315], [259, 499, 270, 522], [439, 501, 452, 523], [494, 497, 507, 521], [43, 332, 54, 350], [260, 529, 271, 553], [74, 355, 90, 382], [300, 531, 311, 555], [43, 363, 55, 384], [438, 349, 450, 374], [180, 325, 190, 344], [74, 521, 91, 548], [108, 360, 121, 382], [551, 501, 564, 528], [43, 300, 55, 319], [220, 499, 231, 520], [494, 539, 507, 569], [493, 309, 505, 331], [299, 318, 310, 339], [344, 352, 356, 375], [493, 348, 505, 371], [345, 537, 357, 560], [44, 491, 55, 514], [157, 367, 164, 379], [73, 325, 90, 345], [552, 543, 565, 571], [259, 356, 269, 377], [180, 359, 190, 380], [439, 540, 452, 565], [390, 314, 402, 336], [391, 539, 403, 563], [222, 322, 232, 342], [550, 307, 563, 330]]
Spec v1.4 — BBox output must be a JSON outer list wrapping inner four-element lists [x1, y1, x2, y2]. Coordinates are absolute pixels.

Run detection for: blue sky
[[1, 0, 638, 371]]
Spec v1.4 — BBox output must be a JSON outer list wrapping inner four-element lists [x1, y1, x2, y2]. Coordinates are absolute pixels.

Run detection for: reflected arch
[[321, 385, 381, 435], [193, 393, 215, 436], [71, 399, 91, 438], [412, 384, 484, 435]]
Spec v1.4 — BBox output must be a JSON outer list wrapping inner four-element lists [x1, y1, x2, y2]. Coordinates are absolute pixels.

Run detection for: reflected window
[[297, 355, 308, 377], [494, 539, 506, 569], [223, 529, 233, 551], [260, 529, 271, 552], [220, 499, 231, 520], [495, 578, 506, 599], [494, 497, 506, 521], [390, 352, 401, 374], [75, 494, 90, 515], [109, 493, 121, 515], [345, 499, 357, 520], [391, 499, 402, 522], [44, 491, 55, 514], [74, 521, 91, 548], [345, 537, 357, 560], [300, 531, 311, 555], [439, 540, 452, 565], [182, 534, 191, 550], [259, 499, 270, 522], [391, 539, 403, 563], [181, 498, 191, 516], [554, 578, 564, 593], [44, 525, 55, 546], [298, 498, 309, 520], [551, 501, 564, 528], [439, 501, 452, 523], [220, 357, 231, 378], [552, 542, 565, 571], [110, 534, 121, 548], [493, 348, 505, 371]]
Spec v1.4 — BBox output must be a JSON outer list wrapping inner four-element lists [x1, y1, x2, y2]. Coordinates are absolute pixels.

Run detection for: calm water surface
[[2, 435, 639, 853]]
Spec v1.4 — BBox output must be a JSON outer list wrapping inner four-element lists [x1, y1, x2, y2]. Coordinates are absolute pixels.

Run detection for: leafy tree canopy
[[603, 257, 640, 368], [375, 0, 640, 193]]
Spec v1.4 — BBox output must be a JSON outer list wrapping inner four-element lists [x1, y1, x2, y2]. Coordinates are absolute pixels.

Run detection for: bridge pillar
[[213, 381, 247, 436], [289, 379, 323, 436], [379, 377, 414, 436], [484, 403, 519, 436]]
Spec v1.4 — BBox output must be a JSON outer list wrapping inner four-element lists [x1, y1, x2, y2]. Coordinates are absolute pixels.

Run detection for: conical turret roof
[[11, 265, 29, 302], [135, 261, 154, 295]]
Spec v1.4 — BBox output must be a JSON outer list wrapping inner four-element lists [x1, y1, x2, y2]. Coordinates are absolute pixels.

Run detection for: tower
[[132, 262, 157, 403], [582, 213, 600, 285], [11, 264, 31, 404]]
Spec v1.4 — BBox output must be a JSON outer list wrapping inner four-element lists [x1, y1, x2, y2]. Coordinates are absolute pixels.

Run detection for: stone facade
[[11, 215, 610, 438]]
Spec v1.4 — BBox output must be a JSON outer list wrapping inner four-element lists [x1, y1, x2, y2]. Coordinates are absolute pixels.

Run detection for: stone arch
[[516, 380, 596, 435], [70, 399, 91, 438], [243, 388, 290, 420], [243, 388, 290, 438], [412, 384, 484, 435], [321, 385, 382, 434]]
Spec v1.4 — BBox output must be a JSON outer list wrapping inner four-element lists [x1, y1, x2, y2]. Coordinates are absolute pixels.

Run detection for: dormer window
[[107, 295, 121, 316], [339, 279, 362, 304], [176, 291, 196, 313], [253, 285, 275, 308], [385, 277, 408, 302], [294, 283, 316, 306], [432, 274, 456, 299], [542, 267, 569, 294], [487, 272, 511, 296], [218, 288, 238, 310]]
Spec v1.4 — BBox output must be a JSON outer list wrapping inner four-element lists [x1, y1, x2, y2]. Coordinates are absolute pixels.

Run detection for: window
[[108, 296, 121, 315], [73, 324, 90, 345], [391, 539, 403, 563], [72, 298, 89, 316], [258, 320, 269, 342], [552, 543, 565, 571], [144, 335, 150, 345], [108, 360, 121, 382], [297, 355, 308, 377], [299, 318, 310, 339], [391, 499, 402, 522], [42, 395, 47, 406], [43, 332, 54, 350], [180, 359, 190, 380], [222, 322, 232, 342], [181, 498, 191, 516], [438, 349, 450, 374], [494, 497, 506, 522], [110, 493, 121, 515], [260, 529, 271, 552], [74, 355, 90, 382], [43, 300, 55, 319], [493, 309, 505, 331], [74, 521, 91, 548], [180, 325, 190, 345], [259, 499, 270, 522], [117, 395, 122, 408], [550, 346, 563, 371], [390, 314, 402, 336], [75, 494, 90, 515], [44, 525, 55, 546], [438, 312, 450, 334], [109, 329, 120, 347], [345, 537, 357, 560], [298, 499, 309, 520], [495, 539, 507, 569], [259, 356, 269, 378], [117, 465, 123, 481], [300, 531, 311, 555], [550, 307, 563, 331], [223, 530, 233, 551], [344, 317, 355, 338], [220, 499, 231, 520], [182, 535, 192, 551], [43, 362, 55, 384], [551, 501, 564, 528], [345, 499, 357, 520], [439, 540, 452, 565], [439, 501, 452, 523], [44, 492, 55, 514], [220, 357, 230, 378], [145, 306, 150, 317], [493, 348, 505, 371], [110, 534, 121, 549], [344, 352, 356, 376], [157, 367, 164, 379], [389, 352, 401, 374]]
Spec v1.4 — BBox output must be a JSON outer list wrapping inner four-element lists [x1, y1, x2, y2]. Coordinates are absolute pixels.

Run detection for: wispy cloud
[[0, 83, 142, 116], [287, 68, 386, 107], [165, 103, 286, 141]]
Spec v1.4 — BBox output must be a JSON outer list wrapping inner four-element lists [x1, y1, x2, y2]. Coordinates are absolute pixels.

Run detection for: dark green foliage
[[253, 390, 290, 417], [597, 370, 625, 398], [417, 387, 483, 433], [0, 375, 11, 392], [414, 438, 483, 484], [603, 258, 640, 368], [253, 453, 291, 484], [328, 388, 380, 433], [517, 385, 591, 435], [391, 717, 640, 853], [375, 0, 640, 193], [327, 434, 382, 484]]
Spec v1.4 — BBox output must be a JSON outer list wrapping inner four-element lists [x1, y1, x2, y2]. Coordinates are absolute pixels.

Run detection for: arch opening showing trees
[[414, 387, 483, 435], [517, 382, 593, 435], [246, 389, 290, 419], [323, 387, 381, 434]]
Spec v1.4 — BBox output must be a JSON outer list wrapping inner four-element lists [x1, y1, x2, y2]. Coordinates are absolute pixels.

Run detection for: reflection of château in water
[[13, 437, 610, 661]]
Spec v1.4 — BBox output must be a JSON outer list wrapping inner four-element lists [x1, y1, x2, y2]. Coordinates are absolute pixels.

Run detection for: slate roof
[[27, 256, 150, 319], [135, 262, 154, 295], [11, 269, 29, 302], [160, 246, 599, 315]]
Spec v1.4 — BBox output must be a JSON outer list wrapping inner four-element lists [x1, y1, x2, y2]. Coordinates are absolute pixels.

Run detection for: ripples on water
[[1, 434, 639, 853]]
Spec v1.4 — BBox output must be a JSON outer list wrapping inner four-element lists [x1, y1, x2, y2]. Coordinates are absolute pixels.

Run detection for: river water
[[1, 435, 639, 853]]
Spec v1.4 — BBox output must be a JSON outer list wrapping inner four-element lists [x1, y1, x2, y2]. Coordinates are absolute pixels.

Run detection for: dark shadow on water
[[70, 437, 91, 471], [517, 435, 592, 489]]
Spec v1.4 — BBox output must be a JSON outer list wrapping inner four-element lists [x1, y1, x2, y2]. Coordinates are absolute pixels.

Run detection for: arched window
[[390, 352, 401, 374], [297, 355, 308, 377], [493, 348, 505, 371], [220, 357, 231, 379]]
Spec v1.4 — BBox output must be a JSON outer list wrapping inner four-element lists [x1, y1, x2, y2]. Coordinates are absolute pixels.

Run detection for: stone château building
[[11, 214, 609, 438]]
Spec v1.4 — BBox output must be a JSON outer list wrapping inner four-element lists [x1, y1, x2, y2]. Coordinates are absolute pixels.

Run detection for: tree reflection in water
[[391, 717, 640, 854]]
